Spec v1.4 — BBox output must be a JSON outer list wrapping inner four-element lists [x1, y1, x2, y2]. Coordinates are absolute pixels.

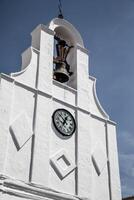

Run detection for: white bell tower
[[0, 17, 121, 200]]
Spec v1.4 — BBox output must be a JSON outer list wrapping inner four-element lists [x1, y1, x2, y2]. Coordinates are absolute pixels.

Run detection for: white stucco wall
[[0, 18, 121, 200]]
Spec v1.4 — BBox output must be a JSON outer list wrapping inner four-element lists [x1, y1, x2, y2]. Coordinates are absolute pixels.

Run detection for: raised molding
[[9, 112, 33, 151], [92, 143, 107, 176], [0, 175, 86, 200], [50, 149, 76, 180]]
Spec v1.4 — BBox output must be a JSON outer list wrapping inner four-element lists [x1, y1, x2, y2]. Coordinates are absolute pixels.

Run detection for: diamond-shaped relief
[[50, 149, 76, 180], [92, 143, 107, 176], [9, 112, 33, 151]]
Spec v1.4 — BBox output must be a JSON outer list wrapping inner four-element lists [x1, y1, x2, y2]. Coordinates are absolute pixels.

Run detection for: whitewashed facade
[[0, 18, 121, 200]]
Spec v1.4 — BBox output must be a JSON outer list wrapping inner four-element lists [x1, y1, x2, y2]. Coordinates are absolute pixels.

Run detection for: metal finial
[[58, 0, 64, 19]]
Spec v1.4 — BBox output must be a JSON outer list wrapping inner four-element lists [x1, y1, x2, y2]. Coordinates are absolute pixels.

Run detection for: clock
[[52, 109, 76, 136]]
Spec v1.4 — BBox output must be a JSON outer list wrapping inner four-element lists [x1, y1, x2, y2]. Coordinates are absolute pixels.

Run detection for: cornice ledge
[[76, 45, 88, 54], [0, 73, 14, 82], [53, 80, 77, 94], [31, 24, 54, 36], [0, 175, 87, 200]]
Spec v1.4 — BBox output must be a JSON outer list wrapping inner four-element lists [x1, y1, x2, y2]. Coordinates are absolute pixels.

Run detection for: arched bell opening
[[53, 26, 77, 89], [48, 18, 84, 89]]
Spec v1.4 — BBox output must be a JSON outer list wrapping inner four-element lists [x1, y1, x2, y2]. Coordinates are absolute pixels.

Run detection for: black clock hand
[[58, 113, 68, 124], [58, 113, 65, 122], [63, 116, 68, 125]]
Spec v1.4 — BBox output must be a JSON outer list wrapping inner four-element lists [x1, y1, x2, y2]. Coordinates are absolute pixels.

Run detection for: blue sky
[[0, 0, 134, 197]]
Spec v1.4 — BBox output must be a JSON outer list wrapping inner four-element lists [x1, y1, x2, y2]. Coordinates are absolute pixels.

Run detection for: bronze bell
[[53, 62, 69, 83], [53, 36, 74, 83]]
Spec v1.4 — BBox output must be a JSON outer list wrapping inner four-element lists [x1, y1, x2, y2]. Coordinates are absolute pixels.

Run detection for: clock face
[[52, 109, 76, 136]]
